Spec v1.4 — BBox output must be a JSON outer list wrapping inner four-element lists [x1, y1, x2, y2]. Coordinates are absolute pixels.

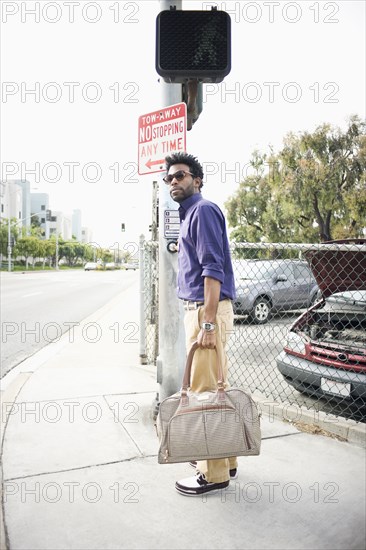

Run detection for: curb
[[252, 395, 366, 449], [1, 372, 33, 550]]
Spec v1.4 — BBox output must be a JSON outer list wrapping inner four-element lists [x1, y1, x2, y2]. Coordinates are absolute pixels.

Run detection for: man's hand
[[197, 328, 216, 349]]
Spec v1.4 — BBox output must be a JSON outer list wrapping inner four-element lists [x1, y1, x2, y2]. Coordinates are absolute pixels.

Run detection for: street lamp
[[7, 216, 12, 272]]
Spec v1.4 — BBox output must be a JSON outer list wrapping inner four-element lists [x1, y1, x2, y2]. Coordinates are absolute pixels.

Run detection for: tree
[[225, 116, 366, 243], [100, 249, 113, 263], [280, 115, 366, 241], [13, 237, 41, 269], [225, 152, 271, 242], [0, 219, 18, 257], [30, 214, 42, 228], [59, 241, 89, 267], [29, 214, 45, 238], [44, 238, 57, 267]]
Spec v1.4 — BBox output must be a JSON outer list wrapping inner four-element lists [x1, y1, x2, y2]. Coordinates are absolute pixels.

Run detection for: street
[[1, 269, 138, 378]]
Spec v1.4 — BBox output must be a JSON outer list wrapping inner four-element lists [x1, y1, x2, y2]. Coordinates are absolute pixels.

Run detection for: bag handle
[[181, 341, 226, 403]]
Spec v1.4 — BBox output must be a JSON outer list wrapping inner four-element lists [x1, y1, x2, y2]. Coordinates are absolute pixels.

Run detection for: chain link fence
[[141, 240, 366, 423], [139, 238, 159, 365], [228, 241, 366, 424]]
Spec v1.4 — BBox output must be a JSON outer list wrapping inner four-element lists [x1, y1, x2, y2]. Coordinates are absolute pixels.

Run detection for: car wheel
[[250, 297, 271, 324]]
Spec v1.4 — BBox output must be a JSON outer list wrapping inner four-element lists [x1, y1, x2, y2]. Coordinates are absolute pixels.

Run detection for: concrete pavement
[[1, 279, 365, 550]]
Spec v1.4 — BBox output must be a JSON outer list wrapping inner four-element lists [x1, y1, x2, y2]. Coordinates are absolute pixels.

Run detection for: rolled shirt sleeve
[[192, 205, 225, 284]]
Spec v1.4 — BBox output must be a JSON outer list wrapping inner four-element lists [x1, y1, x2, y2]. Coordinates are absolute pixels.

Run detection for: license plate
[[321, 378, 351, 397]]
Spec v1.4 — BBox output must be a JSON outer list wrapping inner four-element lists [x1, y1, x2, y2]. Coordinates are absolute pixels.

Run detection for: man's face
[[165, 163, 201, 203]]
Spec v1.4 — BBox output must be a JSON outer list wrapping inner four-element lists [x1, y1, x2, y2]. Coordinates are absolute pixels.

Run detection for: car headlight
[[285, 331, 306, 354]]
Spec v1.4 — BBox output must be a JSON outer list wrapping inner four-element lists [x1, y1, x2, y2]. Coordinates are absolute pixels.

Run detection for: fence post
[[139, 233, 147, 365]]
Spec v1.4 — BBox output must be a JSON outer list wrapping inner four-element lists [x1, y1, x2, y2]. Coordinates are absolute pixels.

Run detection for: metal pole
[[139, 233, 148, 365], [55, 233, 59, 270], [7, 217, 11, 272], [151, 181, 159, 363], [156, 0, 186, 404]]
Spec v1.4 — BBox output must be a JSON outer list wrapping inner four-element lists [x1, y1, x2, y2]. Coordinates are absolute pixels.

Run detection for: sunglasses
[[163, 170, 196, 185]]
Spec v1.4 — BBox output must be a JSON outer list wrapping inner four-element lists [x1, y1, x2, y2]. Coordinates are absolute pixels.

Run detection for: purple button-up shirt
[[177, 194, 236, 302]]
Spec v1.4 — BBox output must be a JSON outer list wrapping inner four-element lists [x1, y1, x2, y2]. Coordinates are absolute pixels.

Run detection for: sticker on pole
[[164, 209, 180, 239], [138, 102, 187, 175]]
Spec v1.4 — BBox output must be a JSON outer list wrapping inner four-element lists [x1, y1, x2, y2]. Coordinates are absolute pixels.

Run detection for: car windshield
[[233, 261, 280, 281]]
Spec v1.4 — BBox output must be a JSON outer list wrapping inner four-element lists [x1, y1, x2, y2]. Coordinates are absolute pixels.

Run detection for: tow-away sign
[[138, 102, 187, 175]]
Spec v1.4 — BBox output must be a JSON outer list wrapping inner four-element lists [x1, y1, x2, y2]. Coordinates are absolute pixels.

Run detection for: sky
[[1, 0, 365, 250]]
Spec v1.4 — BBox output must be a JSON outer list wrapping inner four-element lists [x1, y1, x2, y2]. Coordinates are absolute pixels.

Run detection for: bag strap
[[181, 342, 225, 401]]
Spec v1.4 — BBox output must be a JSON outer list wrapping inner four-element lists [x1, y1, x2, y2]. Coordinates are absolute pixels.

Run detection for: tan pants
[[184, 299, 238, 483]]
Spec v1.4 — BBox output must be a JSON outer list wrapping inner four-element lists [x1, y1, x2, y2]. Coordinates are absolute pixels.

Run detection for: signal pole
[[155, 0, 186, 407], [152, 3, 231, 413]]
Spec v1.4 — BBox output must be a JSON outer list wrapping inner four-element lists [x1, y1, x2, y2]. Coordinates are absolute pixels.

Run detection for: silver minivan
[[232, 259, 319, 324]]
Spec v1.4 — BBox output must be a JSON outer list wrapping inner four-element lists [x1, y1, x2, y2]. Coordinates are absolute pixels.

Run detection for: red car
[[276, 240, 366, 409]]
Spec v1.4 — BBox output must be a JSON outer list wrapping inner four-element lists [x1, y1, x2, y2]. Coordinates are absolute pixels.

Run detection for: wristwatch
[[201, 322, 216, 332]]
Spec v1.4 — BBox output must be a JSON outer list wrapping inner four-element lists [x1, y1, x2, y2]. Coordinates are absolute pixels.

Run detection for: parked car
[[121, 262, 138, 271], [276, 239, 366, 406], [84, 261, 103, 271], [105, 262, 116, 270], [84, 262, 98, 271], [233, 259, 319, 324]]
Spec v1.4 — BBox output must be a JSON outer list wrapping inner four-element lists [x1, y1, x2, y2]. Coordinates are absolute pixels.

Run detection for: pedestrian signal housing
[[156, 10, 231, 83]]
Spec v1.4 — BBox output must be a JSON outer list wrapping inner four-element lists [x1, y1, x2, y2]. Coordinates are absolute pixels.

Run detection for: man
[[164, 152, 237, 496]]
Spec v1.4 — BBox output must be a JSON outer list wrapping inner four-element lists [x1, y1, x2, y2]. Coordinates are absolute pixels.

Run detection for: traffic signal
[[156, 9, 231, 83], [121, 223, 125, 232], [46, 209, 51, 221]]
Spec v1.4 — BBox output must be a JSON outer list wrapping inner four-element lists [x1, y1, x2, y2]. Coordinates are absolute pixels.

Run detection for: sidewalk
[[1, 280, 365, 550]]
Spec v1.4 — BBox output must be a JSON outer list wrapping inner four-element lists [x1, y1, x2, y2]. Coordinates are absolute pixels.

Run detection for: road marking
[[22, 291, 43, 298]]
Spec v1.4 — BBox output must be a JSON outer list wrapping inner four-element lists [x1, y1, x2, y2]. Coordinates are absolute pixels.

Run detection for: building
[[72, 209, 82, 241], [0, 180, 24, 225], [2, 184, 92, 243], [30, 193, 50, 238], [81, 227, 93, 244], [16, 180, 31, 231], [49, 211, 72, 241], [62, 215, 72, 241], [0, 180, 36, 236]]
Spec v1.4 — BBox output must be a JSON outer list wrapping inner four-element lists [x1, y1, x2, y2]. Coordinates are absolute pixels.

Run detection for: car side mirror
[[275, 274, 287, 282]]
